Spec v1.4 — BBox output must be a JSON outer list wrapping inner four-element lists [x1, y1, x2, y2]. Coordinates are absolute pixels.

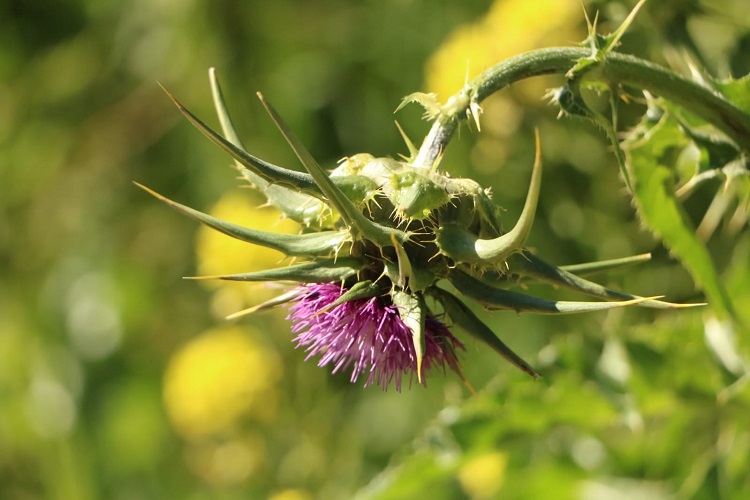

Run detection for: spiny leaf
[[135, 182, 348, 257], [625, 111, 738, 321], [433, 287, 540, 378], [395, 92, 441, 120], [714, 72, 750, 115]]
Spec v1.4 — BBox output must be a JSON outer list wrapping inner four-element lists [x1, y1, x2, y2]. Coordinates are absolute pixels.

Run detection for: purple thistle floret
[[288, 283, 464, 391]]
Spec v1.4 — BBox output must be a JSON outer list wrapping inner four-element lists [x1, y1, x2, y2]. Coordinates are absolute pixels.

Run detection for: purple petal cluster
[[287, 283, 464, 391]]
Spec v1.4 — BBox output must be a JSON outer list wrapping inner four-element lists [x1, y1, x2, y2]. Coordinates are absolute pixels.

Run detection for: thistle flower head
[[288, 283, 463, 391], [138, 69, 701, 390]]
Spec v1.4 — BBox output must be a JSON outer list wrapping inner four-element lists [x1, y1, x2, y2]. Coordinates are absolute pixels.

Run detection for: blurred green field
[[2, 1, 749, 499]]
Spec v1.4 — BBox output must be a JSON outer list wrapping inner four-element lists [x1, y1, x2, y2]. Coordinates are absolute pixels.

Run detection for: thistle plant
[[138, 3, 750, 390]]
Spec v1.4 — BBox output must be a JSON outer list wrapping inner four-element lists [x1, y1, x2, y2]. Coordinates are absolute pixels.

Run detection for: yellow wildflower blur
[[163, 325, 282, 440], [195, 189, 301, 317], [268, 489, 313, 500], [458, 451, 508, 499], [425, 0, 584, 174], [425, 0, 583, 101]]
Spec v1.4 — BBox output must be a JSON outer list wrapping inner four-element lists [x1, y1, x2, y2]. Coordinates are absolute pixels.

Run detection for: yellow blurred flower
[[424, 0, 584, 175], [268, 489, 313, 500], [195, 190, 302, 317], [425, 0, 583, 102], [457, 451, 508, 499], [163, 326, 281, 440]]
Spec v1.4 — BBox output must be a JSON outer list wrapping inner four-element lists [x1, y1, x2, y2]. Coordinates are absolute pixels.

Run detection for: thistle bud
[[139, 71, 702, 391]]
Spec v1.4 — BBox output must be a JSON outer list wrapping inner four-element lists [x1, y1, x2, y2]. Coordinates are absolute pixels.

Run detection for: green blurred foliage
[[1, 0, 748, 499]]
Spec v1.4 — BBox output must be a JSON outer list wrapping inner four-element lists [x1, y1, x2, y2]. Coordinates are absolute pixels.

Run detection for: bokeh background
[[2, 0, 750, 498]]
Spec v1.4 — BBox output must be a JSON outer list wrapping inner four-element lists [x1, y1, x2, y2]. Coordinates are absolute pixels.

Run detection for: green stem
[[415, 47, 750, 167]]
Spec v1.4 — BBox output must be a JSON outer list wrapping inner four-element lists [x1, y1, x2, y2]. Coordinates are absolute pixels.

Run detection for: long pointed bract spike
[[134, 182, 347, 256], [436, 131, 542, 264], [434, 288, 540, 378], [558, 253, 652, 275], [607, 0, 648, 53], [208, 70, 326, 224], [394, 121, 419, 160], [186, 259, 364, 283], [511, 250, 704, 309], [451, 270, 661, 314], [392, 291, 426, 383], [391, 232, 412, 289], [160, 84, 321, 195], [208, 68, 245, 148], [256, 92, 408, 248], [226, 290, 300, 320], [473, 129, 542, 262]]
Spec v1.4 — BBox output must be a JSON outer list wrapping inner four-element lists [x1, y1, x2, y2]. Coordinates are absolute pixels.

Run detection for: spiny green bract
[[138, 69, 701, 383]]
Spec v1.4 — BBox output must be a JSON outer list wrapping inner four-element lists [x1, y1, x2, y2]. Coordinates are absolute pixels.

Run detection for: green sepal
[[134, 183, 348, 257], [208, 69, 327, 224], [392, 290, 426, 383], [257, 93, 409, 248], [431, 287, 540, 379], [510, 250, 704, 309], [186, 258, 364, 283], [450, 270, 657, 314]]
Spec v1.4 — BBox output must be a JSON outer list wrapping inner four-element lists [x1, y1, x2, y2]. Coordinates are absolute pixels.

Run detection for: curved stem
[[415, 47, 750, 167]]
